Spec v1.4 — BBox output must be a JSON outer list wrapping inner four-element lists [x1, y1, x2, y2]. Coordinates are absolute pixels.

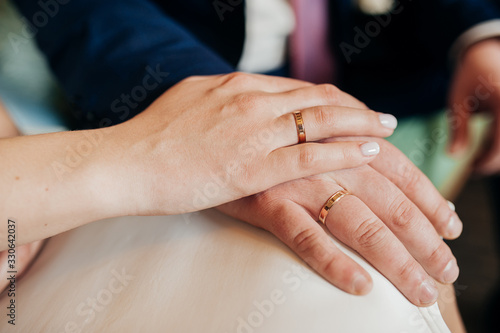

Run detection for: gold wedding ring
[[318, 190, 349, 225], [293, 111, 306, 144]]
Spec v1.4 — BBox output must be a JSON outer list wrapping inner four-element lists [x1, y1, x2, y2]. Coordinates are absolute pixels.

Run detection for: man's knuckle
[[399, 166, 422, 193], [321, 254, 341, 275], [397, 260, 419, 281], [254, 188, 281, 207], [292, 228, 322, 255], [256, 200, 289, 230], [389, 198, 417, 229], [426, 243, 447, 265], [353, 218, 387, 249]]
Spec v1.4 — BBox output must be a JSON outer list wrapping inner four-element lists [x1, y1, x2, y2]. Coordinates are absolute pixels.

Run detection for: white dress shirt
[[237, 0, 295, 73]]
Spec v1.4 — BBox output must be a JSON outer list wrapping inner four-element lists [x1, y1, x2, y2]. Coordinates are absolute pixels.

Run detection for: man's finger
[[369, 139, 463, 239], [266, 202, 373, 295], [324, 194, 439, 307], [333, 167, 459, 285], [325, 137, 462, 240], [218, 194, 373, 296], [249, 176, 440, 306]]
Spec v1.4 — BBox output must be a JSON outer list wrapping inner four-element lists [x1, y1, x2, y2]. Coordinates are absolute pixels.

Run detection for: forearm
[[0, 127, 130, 250]]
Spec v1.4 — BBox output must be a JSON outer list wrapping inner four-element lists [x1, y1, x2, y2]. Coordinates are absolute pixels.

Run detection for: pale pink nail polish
[[361, 142, 380, 156], [379, 114, 398, 129]]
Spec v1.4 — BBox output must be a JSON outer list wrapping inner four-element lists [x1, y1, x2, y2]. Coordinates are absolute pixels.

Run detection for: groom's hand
[[219, 139, 461, 307]]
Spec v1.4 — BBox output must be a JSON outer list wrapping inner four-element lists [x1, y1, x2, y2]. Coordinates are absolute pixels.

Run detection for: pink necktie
[[290, 0, 335, 84]]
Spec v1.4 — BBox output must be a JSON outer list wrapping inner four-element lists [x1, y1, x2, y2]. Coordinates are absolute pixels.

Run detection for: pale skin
[[1, 73, 460, 310], [221, 137, 462, 307], [0, 101, 44, 292], [0, 73, 392, 246]]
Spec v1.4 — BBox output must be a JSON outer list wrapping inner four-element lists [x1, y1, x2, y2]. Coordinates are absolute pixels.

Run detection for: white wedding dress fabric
[[0, 210, 450, 332]]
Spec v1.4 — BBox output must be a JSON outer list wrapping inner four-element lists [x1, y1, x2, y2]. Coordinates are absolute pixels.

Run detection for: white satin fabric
[[0, 210, 450, 332]]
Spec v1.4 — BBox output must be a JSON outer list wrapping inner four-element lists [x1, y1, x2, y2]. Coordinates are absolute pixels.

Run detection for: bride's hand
[[1, 73, 397, 248], [114, 73, 397, 215]]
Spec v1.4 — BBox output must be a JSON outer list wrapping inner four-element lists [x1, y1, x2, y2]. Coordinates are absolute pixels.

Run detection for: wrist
[[93, 119, 182, 218], [78, 125, 140, 220], [1, 127, 139, 245]]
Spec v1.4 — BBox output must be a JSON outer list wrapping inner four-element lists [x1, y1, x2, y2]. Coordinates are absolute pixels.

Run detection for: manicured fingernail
[[379, 113, 398, 129], [446, 216, 463, 238], [442, 259, 459, 283], [419, 279, 438, 305], [447, 200, 455, 211], [352, 273, 371, 294], [361, 142, 380, 156]]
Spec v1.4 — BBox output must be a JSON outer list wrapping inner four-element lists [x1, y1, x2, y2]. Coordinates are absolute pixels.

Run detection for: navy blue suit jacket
[[12, 0, 500, 128]]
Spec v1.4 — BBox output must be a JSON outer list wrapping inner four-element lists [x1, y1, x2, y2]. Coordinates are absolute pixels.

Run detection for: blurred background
[[451, 177, 499, 333]]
